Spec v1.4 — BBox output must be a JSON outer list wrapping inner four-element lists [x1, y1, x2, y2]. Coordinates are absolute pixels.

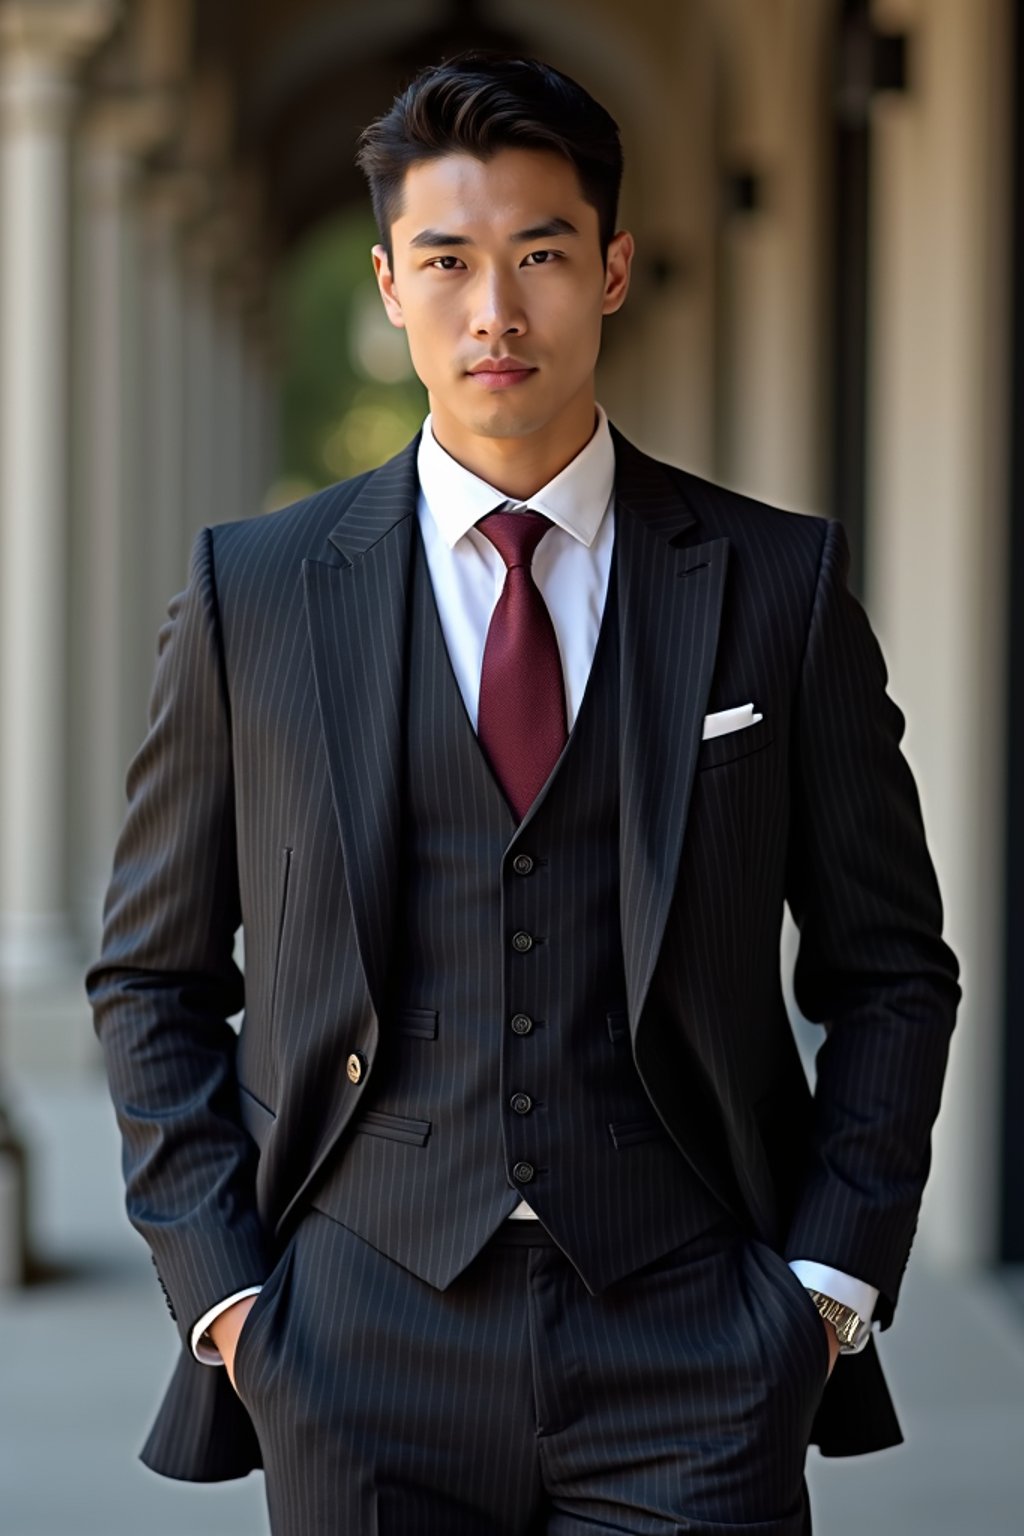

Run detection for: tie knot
[[477, 508, 552, 570]]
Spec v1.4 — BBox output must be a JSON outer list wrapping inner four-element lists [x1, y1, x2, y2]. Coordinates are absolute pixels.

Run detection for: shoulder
[[613, 426, 830, 576], [198, 432, 421, 611], [207, 467, 377, 569]]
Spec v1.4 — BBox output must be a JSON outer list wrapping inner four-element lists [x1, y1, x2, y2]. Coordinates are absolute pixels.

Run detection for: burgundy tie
[[477, 508, 568, 821]]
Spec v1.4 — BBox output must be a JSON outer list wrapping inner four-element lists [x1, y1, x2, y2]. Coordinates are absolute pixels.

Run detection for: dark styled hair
[[355, 51, 623, 266]]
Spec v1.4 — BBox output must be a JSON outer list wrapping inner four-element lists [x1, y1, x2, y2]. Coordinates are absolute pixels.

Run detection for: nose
[[470, 268, 526, 340]]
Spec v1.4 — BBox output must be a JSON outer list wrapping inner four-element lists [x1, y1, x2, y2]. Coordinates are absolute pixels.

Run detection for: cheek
[[546, 283, 604, 339], [403, 324, 446, 385], [400, 290, 456, 345]]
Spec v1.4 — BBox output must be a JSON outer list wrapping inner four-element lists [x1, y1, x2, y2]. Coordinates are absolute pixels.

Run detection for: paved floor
[[2, 1069, 1023, 1536]]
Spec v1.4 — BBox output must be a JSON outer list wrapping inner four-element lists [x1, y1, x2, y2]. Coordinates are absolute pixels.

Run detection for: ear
[[372, 244, 406, 330], [601, 230, 635, 316]]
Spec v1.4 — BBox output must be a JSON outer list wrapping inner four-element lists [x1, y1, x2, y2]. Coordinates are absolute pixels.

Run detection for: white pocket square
[[701, 702, 764, 741]]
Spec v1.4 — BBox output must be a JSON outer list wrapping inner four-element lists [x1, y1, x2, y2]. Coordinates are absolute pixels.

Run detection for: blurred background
[[0, 0, 1022, 1531]]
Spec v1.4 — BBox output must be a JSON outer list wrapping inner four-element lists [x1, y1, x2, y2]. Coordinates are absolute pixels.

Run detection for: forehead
[[393, 147, 593, 235]]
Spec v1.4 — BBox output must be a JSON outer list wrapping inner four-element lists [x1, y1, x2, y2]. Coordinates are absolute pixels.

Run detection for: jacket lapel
[[611, 428, 730, 1029], [305, 423, 732, 1040], [302, 435, 420, 1024], [610, 434, 782, 1233]]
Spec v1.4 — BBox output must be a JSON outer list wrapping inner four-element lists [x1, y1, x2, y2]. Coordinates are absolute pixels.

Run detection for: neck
[[428, 392, 598, 501]]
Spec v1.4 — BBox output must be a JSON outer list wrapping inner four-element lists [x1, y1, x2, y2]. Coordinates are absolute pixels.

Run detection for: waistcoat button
[[346, 1051, 367, 1085], [512, 930, 533, 953], [510, 1013, 534, 1035], [512, 1160, 536, 1184], [512, 853, 534, 876], [510, 1092, 533, 1115]]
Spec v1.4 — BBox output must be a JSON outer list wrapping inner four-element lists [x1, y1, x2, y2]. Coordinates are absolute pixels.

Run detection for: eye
[[427, 255, 465, 271], [522, 250, 563, 266]]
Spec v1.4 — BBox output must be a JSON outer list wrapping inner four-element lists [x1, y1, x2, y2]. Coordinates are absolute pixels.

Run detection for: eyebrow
[[408, 217, 580, 249]]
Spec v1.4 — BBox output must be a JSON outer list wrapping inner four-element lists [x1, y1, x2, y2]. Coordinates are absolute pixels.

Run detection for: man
[[86, 51, 960, 1536]]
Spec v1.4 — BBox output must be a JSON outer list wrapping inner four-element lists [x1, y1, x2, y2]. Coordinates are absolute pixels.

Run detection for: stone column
[[139, 173, 193, 638], [0, 0, 120, 1287], [72, 91, 172, 955], [0, 0, 119, 985], [180, 206, 271, 533], [180, 221, 220, 565], [866, 0, 1013, 1268], [711, 0, 833, 511]]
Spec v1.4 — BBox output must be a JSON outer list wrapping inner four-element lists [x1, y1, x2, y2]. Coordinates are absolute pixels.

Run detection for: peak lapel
[[612, 429, 730, 1029], [302, 437, 420, 1024]]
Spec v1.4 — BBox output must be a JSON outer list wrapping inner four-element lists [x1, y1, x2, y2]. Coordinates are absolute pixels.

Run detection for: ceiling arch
[[193, 0, 529, 249]]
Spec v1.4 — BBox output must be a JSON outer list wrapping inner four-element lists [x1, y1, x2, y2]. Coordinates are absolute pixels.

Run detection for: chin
[[470, 415, 536, 440], [469, 400, 552, 440]]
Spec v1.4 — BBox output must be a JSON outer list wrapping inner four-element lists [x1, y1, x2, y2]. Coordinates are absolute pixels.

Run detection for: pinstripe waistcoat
[[306, 525, 726, 1291]]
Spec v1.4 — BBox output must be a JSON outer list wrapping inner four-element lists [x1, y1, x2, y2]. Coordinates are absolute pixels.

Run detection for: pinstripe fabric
[[85, 424, 959, 1488], [309, 527, 725, 1292], [233, 1208, 823, 1533]]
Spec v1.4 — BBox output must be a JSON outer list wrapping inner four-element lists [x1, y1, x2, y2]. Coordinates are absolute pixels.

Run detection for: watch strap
[[806, 1288, 867, 1352]]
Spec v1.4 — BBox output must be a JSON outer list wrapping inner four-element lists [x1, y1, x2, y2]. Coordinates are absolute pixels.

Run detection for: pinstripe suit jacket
[[86, 424, 960, 1479]]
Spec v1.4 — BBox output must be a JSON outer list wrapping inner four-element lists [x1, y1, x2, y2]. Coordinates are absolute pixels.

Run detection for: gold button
[[346, 1051, 366, 1085]]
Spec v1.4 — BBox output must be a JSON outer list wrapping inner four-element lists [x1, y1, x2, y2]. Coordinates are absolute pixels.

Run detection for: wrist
[[209, 1293, 258, 1355], [805, 1289, 870, 1354], [191, 1285, 263, 1364]]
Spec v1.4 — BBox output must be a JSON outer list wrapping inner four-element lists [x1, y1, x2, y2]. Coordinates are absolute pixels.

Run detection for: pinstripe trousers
[[232, 1207, 826, 1535]]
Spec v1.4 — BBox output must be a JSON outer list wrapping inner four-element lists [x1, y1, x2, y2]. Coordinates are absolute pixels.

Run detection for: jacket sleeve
[[782, 517, 961, 1328], [85, 525, 270, 1348]]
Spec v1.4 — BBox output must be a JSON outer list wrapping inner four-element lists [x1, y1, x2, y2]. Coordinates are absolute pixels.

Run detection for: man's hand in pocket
[[210, 1294, 259, 1391]]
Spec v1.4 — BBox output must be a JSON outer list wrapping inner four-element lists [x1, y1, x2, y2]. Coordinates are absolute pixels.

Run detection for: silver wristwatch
[[805, 1289, 871, 1354]]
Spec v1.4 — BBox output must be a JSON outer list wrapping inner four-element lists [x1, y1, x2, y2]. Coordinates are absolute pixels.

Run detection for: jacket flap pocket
[[394, 1008, 439, 1040], [356, 1108, 432, 1146], [607, 1115, 667, 1150]]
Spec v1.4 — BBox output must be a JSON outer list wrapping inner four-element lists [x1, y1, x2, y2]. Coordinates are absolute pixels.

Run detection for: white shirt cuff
[[787, 1260, 878, 1324], [190, 1286, 263, 1365]]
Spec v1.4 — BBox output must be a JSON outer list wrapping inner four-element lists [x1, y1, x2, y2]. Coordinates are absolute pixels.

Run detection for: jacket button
[[512, 1160, 535, 1184], [512, 853, 534, 876], [346, 1051, 367, 1085], [512, 930, 533, 953], [510, 1092, 533, 1115], [510, 1013, 533, 1035]]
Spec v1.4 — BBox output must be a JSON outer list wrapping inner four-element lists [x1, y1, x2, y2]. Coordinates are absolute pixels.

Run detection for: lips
[[467, 358, 536, 389], [469, 356, 533, 374]]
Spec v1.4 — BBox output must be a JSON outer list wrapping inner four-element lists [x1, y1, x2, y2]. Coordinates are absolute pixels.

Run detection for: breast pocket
[[696, 716, 775, 771]]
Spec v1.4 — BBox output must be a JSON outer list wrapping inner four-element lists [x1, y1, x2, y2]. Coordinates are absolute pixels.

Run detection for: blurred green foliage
[[277, 210, 427, 497]]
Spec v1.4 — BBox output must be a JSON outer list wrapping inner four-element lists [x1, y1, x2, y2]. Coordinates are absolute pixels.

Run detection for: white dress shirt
[[191, 404, 877, 1361]]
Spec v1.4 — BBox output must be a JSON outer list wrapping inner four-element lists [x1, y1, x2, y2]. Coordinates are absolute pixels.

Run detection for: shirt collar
[[416, 402, 615, 550]]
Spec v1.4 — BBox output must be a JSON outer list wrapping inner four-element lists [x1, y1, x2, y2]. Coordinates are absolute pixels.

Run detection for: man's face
[[372, 147, 633, 458]]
